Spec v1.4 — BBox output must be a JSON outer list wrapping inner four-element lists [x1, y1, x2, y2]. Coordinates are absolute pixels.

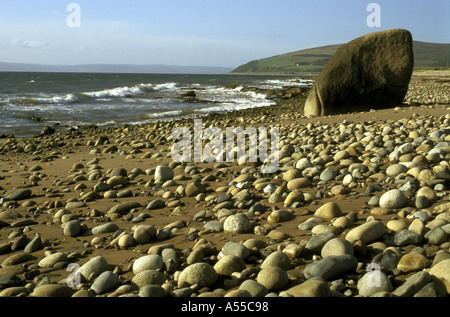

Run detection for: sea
[[0, 72, 313, 138]]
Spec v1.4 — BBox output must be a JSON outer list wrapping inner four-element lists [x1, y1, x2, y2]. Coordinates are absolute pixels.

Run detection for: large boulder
[[304, 29, 414, 116]]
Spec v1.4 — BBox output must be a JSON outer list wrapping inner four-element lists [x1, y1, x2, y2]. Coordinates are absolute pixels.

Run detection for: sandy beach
[[0, 70, 449, 299]]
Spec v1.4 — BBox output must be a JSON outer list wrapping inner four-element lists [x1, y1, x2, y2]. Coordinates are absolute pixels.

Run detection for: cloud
[[11, 39, 50, 49]]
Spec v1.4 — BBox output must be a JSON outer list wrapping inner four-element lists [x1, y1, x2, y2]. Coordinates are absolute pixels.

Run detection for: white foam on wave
[[147, 110, 183, 119], [153, 82, 179, 90]]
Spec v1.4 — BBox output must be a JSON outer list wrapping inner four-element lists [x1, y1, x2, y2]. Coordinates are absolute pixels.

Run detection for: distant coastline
[[0, 62, 234, 75]]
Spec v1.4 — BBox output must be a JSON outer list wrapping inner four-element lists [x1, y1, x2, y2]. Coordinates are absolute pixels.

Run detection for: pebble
[[132, 270, 167, 288], [256, 266, 289, 291], [425, 226, 448, 245], [321, 237, 354, 258], [379, 189, 408, 209], [357, 270, 393, 297], [79, 256, 110, 281], [185, 181, 206, 197], [320, 168, 338, 182], [392, 271, 432, 297], [239, 279, 269, 297], [146, 199, 165, 210], [394, 229, 423, 247], [91, 223, 119, 235], [155, 165, 174, 182], [397, 253, 430, 273], [387, 219, 408, 232], [345, 220, 386, 244], [219, 241, 250, 260], [267, 209, 294, 224], [428, 259, 450, 295], [284, 279, 330, 297], [38, 252, 68, 268], [132, 254, 164, 274], [213, 255, 246, 276], [203, 220, 223, 232], [31, 284, 73, 297], [2, 253, 35, 267], [303, 254, 358, 280], [177, 262, 218, 288], [314, 202, 342, 219], [133, 224, 156, 244], [63, 220, 81, 237], [261, 251, 291, 270], [6, 189, 32, 201], [91, 271, 120, 295], [138, 285, 167, 297], [287, 178, 310, 190], [107, 201, 141, 215], [223, 214, 252, 234], [306, 232, 336, 254]]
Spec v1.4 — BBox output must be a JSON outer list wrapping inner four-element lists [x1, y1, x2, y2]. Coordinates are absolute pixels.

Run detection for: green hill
[[231, 41, 449, 75]]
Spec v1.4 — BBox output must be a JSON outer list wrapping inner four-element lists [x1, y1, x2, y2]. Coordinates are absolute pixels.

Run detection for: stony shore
[[0, 70, 449, 299]]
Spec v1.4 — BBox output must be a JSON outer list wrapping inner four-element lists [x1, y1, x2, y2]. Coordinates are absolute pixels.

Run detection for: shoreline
[[0, 70, 448, 298]]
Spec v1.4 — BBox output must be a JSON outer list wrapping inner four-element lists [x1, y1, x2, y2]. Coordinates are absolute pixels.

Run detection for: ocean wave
[[195, 99, 275, 114], [147, 110, 184, 119], [4, 82, 179, 106]]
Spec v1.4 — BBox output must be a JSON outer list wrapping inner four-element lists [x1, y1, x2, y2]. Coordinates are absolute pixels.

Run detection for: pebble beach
[[0, 70, 449, 299]]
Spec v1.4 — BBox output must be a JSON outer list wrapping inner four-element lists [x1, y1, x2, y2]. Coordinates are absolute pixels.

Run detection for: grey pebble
[[303, 254, 358, 280], [394, 229, 423, 247], [138, 285, 167, 297], [63, 220, 81, 237], [91, 271, 119, 295]]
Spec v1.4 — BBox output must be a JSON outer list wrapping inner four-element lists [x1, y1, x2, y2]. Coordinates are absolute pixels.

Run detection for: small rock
[[261, 251, 291, 270], [185, 181, 206, 197], [428, 259, 450, 295], [425, 227, 448, 245], [306, 232, 336, 254], [91, 271, 119, 295], [303, 254, 358, 280], [132, 254, 164, 274], [321, 237, 354, 258], [256, 266, 289, 291], [138, 285, 167, 297], [284, 279, 330, 297], [133, 224, 157, 244], [397, 253, 430, 273], [394, 229, 423, 247], [155, 165, 174, 182], [63, 220, 81, 237], [31, 284, 73, 297], [79, 256, 110, 281], [213, 255, 246, 276], [91, 223, 119, 235], [38, 252, 68, 268], [379, 189, 407, 209], [23, 235, 43, 253], [223, 214, 252, 234], [146, 199, 165, 210], [267, 209, 294, 224], [220, 241, 250, 260], [178, 262, 218, 288], [6, 189, 32, 201], [320, 168, 338, 182], [392, 271, 432, 297], [239, 279, 268, 297], [345, 220, 386, 244], [132, 270, 167, 288], [314, 202, 342, 219], [357, 270, 393, 297]]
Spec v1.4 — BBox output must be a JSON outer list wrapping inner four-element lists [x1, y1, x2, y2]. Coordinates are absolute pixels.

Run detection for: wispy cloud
[[11, 39, 50, 49]]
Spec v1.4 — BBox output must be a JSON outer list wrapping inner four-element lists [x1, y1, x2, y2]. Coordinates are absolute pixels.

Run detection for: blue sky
[[0, 0, 448, 67]]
